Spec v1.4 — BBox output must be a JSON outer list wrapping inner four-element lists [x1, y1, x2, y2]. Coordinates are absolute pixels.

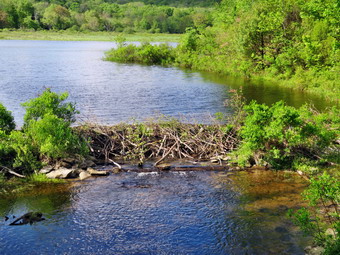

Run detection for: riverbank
[[105, 43, 340, 103], [0, 30, 182, 42]]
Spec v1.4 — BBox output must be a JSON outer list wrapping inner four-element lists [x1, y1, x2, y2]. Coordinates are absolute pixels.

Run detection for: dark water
[[0, 170, 310, 254], [0, 40, 330, 128]]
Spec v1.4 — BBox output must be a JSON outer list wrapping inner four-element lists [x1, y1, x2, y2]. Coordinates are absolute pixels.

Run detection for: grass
[[0, 29, 182, 42], [26, 173, 65, 184]]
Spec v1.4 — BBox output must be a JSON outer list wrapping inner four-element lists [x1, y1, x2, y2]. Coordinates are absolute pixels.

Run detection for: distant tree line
[[0, 0, 215, 33]]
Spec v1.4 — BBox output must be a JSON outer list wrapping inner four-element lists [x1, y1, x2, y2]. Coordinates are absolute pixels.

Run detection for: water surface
[[0, 170, 310, 254], [0, 40, 330, 128]]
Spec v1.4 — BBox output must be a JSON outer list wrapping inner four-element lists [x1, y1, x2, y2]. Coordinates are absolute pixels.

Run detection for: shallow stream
[[0, 170, 310, 254]]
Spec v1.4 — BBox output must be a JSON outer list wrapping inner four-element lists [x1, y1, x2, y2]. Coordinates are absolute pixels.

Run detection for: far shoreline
[[0, 30, 182, 43]]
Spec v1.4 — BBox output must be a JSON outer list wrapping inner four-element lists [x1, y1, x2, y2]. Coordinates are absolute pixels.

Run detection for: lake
[[0, 40, 329, 128]]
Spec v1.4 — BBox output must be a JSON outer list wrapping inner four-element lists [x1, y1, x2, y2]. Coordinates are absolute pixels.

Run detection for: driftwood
[[0, 166, 25, 178], [76, 122, 239, 165]]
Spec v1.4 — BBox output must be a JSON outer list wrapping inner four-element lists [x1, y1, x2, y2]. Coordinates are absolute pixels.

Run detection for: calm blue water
[[0, 171, 310, 254], [0, 40, 230, 127], [0, 40, 328, 128]]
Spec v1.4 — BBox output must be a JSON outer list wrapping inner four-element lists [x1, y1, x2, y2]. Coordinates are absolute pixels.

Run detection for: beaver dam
[[77, 121, 239, 166]]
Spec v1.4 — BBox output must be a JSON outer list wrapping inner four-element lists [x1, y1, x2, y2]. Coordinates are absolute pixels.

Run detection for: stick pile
[[77, 121, 239, 165]]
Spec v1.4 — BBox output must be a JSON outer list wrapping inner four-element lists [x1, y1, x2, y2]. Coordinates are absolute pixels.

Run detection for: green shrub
[[0, 103, 16, 167], [105, 42, 175, 65], [26, 113, 88, 160], [232, 100, 339, 169], [22, 88, 78, 126], [9, 89, 88, 173], [0, 130, 15, 167], [0, 103, 15, 134], [9, 131, 41, 173], [289, 172, 339, 254]]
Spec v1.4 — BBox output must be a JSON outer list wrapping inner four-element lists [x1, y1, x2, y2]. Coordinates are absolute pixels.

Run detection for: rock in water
[[79, 171, 92, 180], [10, 212, 45, 225], [39, 165, 54, 174], [46, 168, 79, 179]]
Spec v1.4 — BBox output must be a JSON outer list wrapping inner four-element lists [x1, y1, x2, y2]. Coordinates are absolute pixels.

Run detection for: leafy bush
[[0, 103, 16, 167], [0, 130, 15, 167], [0, 89, 88, 174], [0, 103, 15, 134], [9, 130, 41, 173], [289, 172, 339, 254], [232, 100, 339, 169], [26, 113, 88, 160], [105, 42, 175, 65], [22, 88, 78, 126]]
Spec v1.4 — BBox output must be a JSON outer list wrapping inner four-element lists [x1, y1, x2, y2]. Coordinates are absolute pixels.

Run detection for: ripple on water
[[0, 171, 311, 254]]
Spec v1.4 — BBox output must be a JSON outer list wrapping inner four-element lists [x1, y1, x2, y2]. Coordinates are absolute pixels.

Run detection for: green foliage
[[113, 0, 339, 100], [26, 113, 88, 160], [0, 103, 15, 134], [20, 89, 88, 166], [289, 172, 339, 254], [0, 89, 88, 174], [232, 100, 339, 169], [0, 130, 15, 167], [105, 42, 175, 65], [125, 122, 154, 164], [9, 130, 41, 173], [0, 103, 16, 167], [22, 88, 78, 126], [42, 4, 71, 30], [0, 0, 214, 33]]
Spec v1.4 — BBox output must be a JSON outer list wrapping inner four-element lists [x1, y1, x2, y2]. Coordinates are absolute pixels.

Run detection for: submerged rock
[[10, 212, 45, 225]]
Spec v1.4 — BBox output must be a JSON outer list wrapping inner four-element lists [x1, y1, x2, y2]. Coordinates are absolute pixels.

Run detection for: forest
[[0, 0, 214, 33]]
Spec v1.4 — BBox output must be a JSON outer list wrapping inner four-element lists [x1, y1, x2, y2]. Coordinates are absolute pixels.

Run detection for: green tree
[[42, 4, 71, 29], [0, 103, 15, 134]]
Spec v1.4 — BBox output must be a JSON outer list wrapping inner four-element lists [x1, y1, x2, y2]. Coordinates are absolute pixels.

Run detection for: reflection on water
[[0, 40, 331, 128], [0, 171, 311, 254], [199, 72, 332, 111], [0, 40, 229, 127]]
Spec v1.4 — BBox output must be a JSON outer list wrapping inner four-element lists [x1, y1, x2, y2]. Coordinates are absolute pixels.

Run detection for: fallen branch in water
[[0, 166, 26, 178]]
